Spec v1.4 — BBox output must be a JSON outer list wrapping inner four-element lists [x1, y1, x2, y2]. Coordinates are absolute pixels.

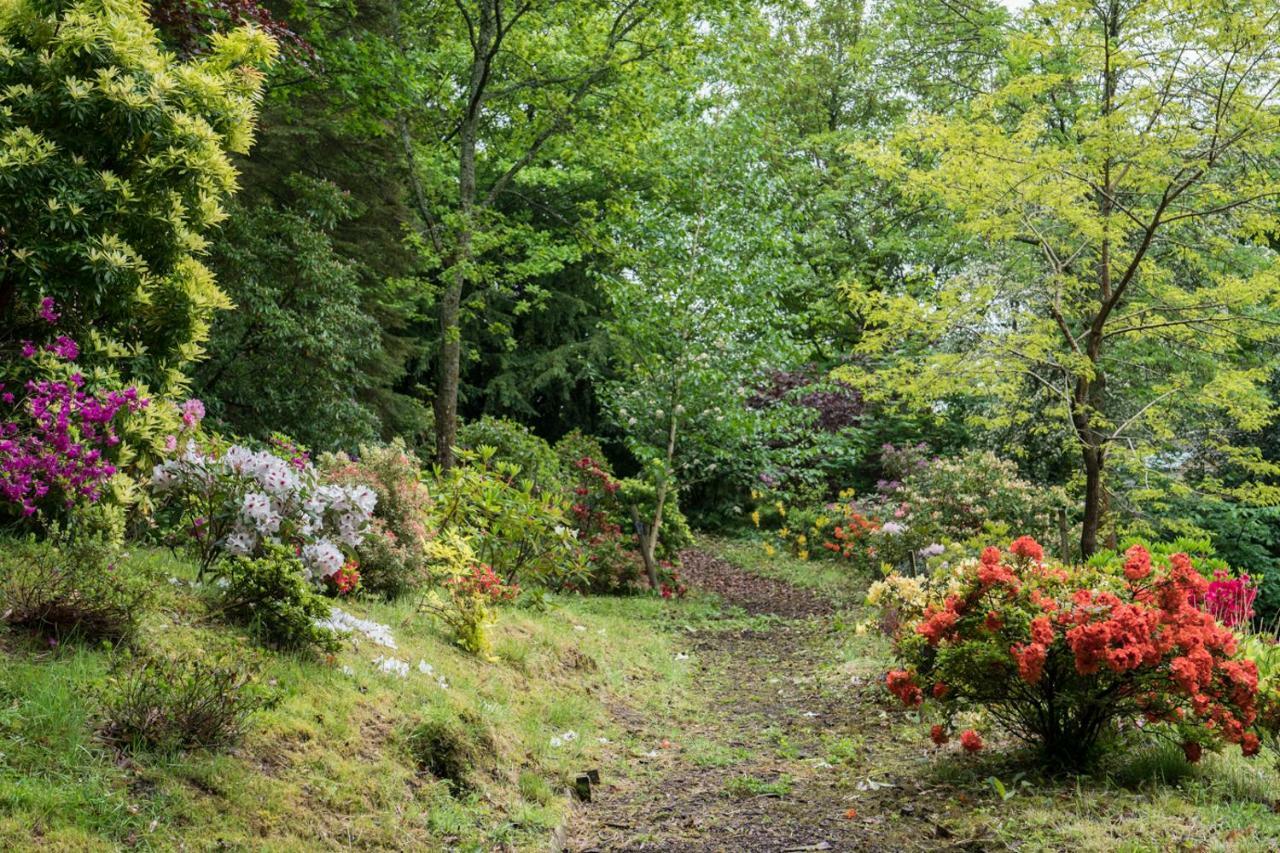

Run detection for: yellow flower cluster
[[865, 573, 928, 616]]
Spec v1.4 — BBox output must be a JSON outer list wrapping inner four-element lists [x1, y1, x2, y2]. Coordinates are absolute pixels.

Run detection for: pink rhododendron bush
[[872, 538, 1268, 769]]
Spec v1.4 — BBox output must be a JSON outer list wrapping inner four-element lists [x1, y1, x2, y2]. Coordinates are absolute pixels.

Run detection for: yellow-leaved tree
[[850, 0, 1280, 557]]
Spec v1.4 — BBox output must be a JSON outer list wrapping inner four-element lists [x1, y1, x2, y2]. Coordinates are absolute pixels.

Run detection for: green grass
[[699, 533, 866, 603], [723, 773, 794, 798], [0, 546, 702, 851]]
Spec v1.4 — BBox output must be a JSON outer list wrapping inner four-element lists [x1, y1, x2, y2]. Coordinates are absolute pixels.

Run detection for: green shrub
[[421, 532, 519, 658], [100, 654, 276, 753], [618, 477, 693, 562], [553, 430, 610, 474], [458, 416, 564, 492], [209, 544, 341, 654], [432, 447, 585, 590], [0, 537, 152, 645]]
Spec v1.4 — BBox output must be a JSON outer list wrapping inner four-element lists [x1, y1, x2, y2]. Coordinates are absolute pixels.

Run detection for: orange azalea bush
[[879, 538, 1262, 768]]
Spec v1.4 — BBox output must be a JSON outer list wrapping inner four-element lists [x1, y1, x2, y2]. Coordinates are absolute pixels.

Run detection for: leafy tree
[[852, 0, 1280, 556], [392, 0, 714, 469], [0, 0, 273, 395], [602, 109, 803, 585], [193, 177, 387, 450]]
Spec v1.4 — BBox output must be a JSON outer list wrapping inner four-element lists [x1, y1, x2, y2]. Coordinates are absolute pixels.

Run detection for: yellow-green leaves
[[0, 0, 273, 395], [849, 0, 1280, 520]]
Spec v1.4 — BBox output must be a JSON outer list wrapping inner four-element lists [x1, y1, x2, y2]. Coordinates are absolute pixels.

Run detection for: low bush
[[421, 532, 519, 658], [618, 476, 693, 562], [0, 537, 152, 645], [100, 654, 277, 753], [432, 447, 584, 590], [321, 440, 433, 597], [209, 544, 342, 654], [875, 539, 1263, 769]]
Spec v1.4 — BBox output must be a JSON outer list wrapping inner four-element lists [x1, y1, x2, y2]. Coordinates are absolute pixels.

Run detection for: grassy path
[[563, 540, 1280, 853], [563, 547, 939, 852]]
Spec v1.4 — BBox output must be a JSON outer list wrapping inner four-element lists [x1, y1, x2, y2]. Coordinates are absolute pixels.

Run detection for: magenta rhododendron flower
[[1197, 570, 1257, 628], [38, 297, 60, 324]]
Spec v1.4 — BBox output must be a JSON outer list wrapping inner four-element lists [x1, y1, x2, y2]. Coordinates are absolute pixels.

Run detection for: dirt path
[[563, 549, 967, 853]]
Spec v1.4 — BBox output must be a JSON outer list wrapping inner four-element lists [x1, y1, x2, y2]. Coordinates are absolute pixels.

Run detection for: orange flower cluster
[[886, 668, 922, 707], [824, 512, 880, 559], [883, 538, 1264, 765]]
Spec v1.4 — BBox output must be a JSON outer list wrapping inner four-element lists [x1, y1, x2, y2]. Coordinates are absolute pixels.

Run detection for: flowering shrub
[[1, 326, 148, 520], [321, 440, 432, 597], [1199, 570, 1258, 628], [877, 539, 1263, 768], [420, 532, 519, 658], [563, 455, 647, 593], [755, 447, 1066, 571], [151, 439, 375, 584]]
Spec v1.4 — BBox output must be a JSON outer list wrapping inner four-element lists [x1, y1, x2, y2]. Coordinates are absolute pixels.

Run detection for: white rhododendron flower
[[149, 442, 376, 590]]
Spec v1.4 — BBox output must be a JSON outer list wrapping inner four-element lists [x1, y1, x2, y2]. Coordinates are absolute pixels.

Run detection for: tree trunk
[[1080, 444, 1104, 559], [435, 1, 494, 470], [637, 411, 679, 590], [435, 270, 464, 469]]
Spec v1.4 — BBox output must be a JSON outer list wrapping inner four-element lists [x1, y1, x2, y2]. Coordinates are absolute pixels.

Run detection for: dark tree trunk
[[1080, 444, 1104, 559]]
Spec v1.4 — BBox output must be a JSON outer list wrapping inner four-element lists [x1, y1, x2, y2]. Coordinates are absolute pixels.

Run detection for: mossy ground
[[0, 546, 700, 851], [6, 540, 1280, 851]]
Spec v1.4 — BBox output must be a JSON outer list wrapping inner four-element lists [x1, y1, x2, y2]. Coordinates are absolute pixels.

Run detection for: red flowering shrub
[[878, 538, 1263, 768], [564, 456, 646, 593]]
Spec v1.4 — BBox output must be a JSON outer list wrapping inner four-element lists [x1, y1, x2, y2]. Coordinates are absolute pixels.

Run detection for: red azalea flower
[[960, 729, 983, 753], [1122, 544, 1152, 581], [1009, 536, 1043, 563]]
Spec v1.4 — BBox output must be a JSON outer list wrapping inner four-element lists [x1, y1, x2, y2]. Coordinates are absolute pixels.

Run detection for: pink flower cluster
[[0, 348, 147, 515], [2, 299, 147, 515], [1198, 569, 1257, 628]]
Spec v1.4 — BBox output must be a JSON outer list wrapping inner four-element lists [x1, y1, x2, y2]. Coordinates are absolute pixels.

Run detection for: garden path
[[562, 548, 970, 852]]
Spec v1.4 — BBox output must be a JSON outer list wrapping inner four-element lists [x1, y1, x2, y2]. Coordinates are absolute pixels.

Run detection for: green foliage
[[431, 447, 585, 591], [195, 178, 390, 450], [1145, 497, 1280, 620], [0, 0, 274, 395], [457, 416, 564, 492], [850, 0, 1280, 551], [420, 531, 518, 658], [0, 536, 152, 645], [100, 654, 276, 753], [618, 476, 692, 563], [554, 430, 610, 474], [210, 544, 341, 654]]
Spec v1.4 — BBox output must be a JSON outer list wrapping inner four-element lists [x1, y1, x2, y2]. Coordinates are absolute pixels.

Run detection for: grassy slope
[[710, 534, 1280, 851], [0, 546, 702, 851]]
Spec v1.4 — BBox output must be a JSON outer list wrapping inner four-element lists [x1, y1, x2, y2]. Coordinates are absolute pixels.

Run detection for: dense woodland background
[[150, 0, 1280, 586]]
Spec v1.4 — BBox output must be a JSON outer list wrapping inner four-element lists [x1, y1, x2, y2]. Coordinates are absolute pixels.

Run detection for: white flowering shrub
[[151, 440, 376, 584]]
